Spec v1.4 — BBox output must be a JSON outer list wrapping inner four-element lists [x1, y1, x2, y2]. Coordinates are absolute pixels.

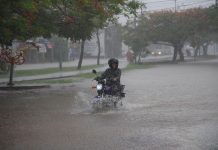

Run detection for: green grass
[[0, 64, 104, 78], [74, 63, 152, 79], [15, 72, 99, 85], [15, 72, 97, 85], [2, 63, 153, 85], [75, 63, 152, 79], [14, 70, 102, 85], [15, 78, 80, 85], [123, 63, 152, 71], [75, 72, 103, 79], [75, 73, 96, 78]]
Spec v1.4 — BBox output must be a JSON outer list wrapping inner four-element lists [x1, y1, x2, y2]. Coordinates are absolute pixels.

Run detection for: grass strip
[[15, 78, 80, 85], [10, 63, 153, 85], [0, 64, 104, 78], [123, 63, 153, 71]]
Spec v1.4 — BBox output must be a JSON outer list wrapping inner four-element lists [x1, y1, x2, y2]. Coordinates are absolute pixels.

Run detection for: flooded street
[[1, 60, 218, 150]]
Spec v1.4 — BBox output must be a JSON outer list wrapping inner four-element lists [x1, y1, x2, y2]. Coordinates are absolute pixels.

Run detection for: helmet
[[108, 58, 119, 68]]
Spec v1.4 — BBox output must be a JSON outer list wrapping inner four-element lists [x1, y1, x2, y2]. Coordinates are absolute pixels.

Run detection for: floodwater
[[0, 59, 218, 150]]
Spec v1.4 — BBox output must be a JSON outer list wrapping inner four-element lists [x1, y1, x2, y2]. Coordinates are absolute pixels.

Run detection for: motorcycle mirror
[[92, 69, 97, 74]]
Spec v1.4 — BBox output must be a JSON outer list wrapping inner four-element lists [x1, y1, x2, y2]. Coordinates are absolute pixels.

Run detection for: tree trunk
[[51, 48, 54, 62], [203, 43, 209, 56], [7, 62, 14, 86], [138, 50, 142, 64], [77, 39, 85, 70], [178, 47, 184, 61], [134, 55, 137, 64], [96, 30, 101, 65], [194, 45, 200, 57], [58, 46, 62, 70], [172, 46, 178, 62], [199, 47, 201, 56], [138, 55, 141, 64]]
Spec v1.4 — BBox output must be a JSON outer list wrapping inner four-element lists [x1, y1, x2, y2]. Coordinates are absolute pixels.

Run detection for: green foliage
[[148, 10, 194, 46], [122, 16, 149, 62], [16, 78, 79, 84], [12, 64, 104, 77], [123, 63, 151, 71], [75, 72, 97, 78], [52, 0, 141, 40], [0, 0, 142, 48], [207, 5, 218, 32], [147, 8, 217, 47], [0, 0, 53, 46], [123, 7, 218, 62]]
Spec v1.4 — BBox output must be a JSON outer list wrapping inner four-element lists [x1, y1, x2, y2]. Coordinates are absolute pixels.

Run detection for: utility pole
[[175, 0, 177, 12]]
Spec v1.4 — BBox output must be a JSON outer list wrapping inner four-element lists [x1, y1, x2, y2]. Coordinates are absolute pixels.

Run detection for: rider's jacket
[[99, 68, 121, 86]]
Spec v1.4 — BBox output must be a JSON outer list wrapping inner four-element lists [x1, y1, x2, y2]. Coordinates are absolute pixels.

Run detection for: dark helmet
[[108, 58, 119, 68]]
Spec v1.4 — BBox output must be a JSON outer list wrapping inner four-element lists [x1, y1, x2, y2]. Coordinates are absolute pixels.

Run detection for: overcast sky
[[118, 0, 216, 24]]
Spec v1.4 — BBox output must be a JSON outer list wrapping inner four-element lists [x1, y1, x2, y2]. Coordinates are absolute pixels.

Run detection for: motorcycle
[[91, 69, 125, 109]]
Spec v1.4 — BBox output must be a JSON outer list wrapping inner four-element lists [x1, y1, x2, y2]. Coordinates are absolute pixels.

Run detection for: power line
[[147, 7, 175, 12], [144, 0, 209, 12], [146, 0, 214, 12], [178, 0, 214, 7], [144, 0, 205, 4], [144, 0, 174, 4], [143, 0, 214, 7]]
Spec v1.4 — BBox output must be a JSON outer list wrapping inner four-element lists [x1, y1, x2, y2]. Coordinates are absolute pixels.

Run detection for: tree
[[0, 0, 55, 85], [122, 6, 218, 63], [96, 29, 101, 65], [190, 33, 217, 57], [54, 0, 100, 69], [122, 16, 149, 63], [185, 7, 218, 57], [0, 0, 54, 48], [0, 0, 142, 70], [51, 0, 141, 69], [147, 10, 202, 62], [207, 5, 218, 32]]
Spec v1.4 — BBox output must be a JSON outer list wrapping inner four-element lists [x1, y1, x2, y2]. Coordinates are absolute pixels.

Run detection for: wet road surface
[[0, 59, 218, 150]]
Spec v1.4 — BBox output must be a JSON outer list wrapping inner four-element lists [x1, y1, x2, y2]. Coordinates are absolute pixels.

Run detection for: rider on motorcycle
[[95, 58, 121, 95]]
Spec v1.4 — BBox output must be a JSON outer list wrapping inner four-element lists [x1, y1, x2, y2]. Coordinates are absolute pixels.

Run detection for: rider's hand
[[94, 77, 100, 81]]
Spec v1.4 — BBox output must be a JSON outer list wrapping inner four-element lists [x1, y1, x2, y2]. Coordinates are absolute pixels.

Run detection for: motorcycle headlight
[[96, 84, 103, 90]]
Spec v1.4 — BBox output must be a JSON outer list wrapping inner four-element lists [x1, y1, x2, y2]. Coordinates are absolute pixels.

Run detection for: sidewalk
[[0, 59, 128, 84], [15, 58, 109, 70]]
